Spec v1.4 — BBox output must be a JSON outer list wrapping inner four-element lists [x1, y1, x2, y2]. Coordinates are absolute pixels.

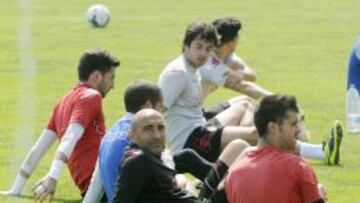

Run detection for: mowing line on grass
[[13, 0, 37, 173]]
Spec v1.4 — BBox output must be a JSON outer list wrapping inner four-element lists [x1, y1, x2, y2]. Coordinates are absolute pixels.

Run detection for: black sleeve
[[312, 199, 325, 203], [112, 153, 152, 203], [206, 188, 228, 203]]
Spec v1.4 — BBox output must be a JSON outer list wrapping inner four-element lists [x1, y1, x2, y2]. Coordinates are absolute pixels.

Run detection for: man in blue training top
[[348, 37, 360, 89], [83, 80, 164, 202]]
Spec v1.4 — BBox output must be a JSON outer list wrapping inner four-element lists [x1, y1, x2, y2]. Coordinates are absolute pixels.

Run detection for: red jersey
[[47, 83, 105, 195], [225, 146, 322, 203]]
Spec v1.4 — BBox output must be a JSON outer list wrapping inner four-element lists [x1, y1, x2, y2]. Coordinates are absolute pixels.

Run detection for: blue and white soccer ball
[[86, 4, 111, 28]]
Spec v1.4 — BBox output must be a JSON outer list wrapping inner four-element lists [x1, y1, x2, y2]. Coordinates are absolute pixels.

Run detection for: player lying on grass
[[0, 49, 120, 202]]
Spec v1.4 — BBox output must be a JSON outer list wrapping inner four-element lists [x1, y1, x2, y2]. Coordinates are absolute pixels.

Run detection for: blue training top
[[348, 37, 360, 90], [99, 113, 133, 201]]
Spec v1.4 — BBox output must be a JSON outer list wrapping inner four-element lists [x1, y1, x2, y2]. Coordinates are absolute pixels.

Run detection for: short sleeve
[[224, 53, 241, 67], [46, 103, 59, 131], [71, 92, 102, 128], [200, 63, 227, 86]]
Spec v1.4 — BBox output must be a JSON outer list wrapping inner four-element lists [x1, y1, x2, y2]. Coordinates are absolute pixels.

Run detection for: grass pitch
[[0, 0, 359, 202]]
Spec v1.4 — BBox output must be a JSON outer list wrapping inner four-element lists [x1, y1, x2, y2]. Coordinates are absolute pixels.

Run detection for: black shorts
[[203, 101, 231, 120], [184, 118, 224, 162]]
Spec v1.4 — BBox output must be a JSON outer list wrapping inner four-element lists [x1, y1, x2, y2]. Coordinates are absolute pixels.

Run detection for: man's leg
[[214, 97, 255, 126], [296, 120, 343, 165], [173, 148, 213, 181], [199, 139, 249, 200], [220, 126, 258, 150]]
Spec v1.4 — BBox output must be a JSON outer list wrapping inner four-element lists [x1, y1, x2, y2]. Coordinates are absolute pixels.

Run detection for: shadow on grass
[[311, 161, 344, 168], [7, 194, 82, 203]]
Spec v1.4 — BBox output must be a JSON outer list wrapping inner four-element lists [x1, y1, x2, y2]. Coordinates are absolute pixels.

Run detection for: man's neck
[[214, 47, 231, 60], [183, 54, 199, 70], [80, 81, 97, 89], [257, 137, 271, 148]]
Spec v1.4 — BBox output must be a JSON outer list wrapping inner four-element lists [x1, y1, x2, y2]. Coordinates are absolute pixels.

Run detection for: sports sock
[[199, 160, 229, 200], [173, 148, 212, 180], [299, 142, 325, 160], [10, 174, 27, 194]]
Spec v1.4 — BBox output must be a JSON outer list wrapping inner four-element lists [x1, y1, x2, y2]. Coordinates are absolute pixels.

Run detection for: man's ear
[[88, 70, 102, 83], [267, 122, 278, 135], [128, 130, 136, 142]]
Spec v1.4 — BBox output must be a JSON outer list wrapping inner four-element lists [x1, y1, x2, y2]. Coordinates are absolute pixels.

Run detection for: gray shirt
[[159, 55, 206, 152]]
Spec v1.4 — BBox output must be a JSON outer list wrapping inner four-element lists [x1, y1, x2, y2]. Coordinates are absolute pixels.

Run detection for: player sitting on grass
[[0, 49, 120, 202], [201, 17, 342, 166], [224, 94, 328, 203], [84, 80, 249, 203]]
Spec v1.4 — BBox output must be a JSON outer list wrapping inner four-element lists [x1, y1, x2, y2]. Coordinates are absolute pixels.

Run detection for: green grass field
[[0, 0, 359, 202]]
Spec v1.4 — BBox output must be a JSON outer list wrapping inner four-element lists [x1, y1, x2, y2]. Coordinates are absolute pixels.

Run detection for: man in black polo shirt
[[112, 109, 201, 203]]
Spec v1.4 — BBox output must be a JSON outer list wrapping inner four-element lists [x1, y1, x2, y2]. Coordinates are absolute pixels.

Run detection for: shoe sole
[[334, 121, 343, 165]]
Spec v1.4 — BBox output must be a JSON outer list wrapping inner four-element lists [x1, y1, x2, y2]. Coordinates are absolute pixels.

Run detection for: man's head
[[78, 48, 120, 97], [124, 80, 164, 114], [129, 109, 165, 156], [213, 17, 241, 53], [182, 22, 219, 68], [254, 94, 300, 150]]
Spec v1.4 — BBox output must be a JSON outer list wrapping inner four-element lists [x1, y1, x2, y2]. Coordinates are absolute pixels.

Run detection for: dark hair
[[78, 48, 120, 81], [254, 94, 299, 137], [124, 80, 163, 113], [182, 22, 219, 49], [212, 17, 242, 46]]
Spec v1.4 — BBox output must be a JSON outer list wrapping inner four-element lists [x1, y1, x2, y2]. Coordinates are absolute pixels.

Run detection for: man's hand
[[33, 176, 57, 202], [318, 184, 327, 202], [225, 71, 243, 89]]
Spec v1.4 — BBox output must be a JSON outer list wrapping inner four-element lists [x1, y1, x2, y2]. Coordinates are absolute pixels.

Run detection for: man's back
[[47, 82, 105, 194], [226, 146, 321, 203], [99, 113, 132, 200], [113, 144, 201, 203]]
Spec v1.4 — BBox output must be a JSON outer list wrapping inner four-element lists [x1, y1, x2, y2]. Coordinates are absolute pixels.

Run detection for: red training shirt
[[225, 146, 322, 203], [47, 82, 105, 195]]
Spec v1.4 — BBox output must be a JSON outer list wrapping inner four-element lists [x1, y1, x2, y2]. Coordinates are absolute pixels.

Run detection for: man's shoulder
[[122, 148, 151, 166], [101, 118, 132, 145], [162, 56, 188, 75], [80, 88, 102, 100]]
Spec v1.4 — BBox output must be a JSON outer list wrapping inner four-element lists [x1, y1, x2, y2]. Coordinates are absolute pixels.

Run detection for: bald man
[[112, 109, 201, 203]]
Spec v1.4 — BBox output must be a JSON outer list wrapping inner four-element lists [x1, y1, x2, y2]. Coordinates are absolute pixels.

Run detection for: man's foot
[[323, 120, 343, 165]]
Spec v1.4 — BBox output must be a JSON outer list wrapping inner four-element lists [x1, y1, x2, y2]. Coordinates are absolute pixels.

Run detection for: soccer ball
[[86, 4, 111, 28]]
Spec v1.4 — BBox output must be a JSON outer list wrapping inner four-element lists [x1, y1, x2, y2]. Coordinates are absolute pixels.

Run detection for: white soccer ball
[[86, 4, 111, 28]]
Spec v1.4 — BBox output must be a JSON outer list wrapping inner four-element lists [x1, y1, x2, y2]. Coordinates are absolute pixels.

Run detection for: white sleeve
[[57, 122, 85, 158], [159, 71, 187, 109], [47, 123, 84, 180], [82, 160, 104, 203], [22, 129, 57, 174], [224, 53, 242, 67], [1, 129, 56, 196], [200, 63, 228, 86]]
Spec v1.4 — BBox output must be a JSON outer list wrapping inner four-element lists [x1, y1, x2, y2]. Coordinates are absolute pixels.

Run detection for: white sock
[[299, 142, 325, 160], [10, 174, 27, 194]]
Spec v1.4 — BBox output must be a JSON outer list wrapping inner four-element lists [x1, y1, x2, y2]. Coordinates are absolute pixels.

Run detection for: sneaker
[[323, 120, 343, 165]]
